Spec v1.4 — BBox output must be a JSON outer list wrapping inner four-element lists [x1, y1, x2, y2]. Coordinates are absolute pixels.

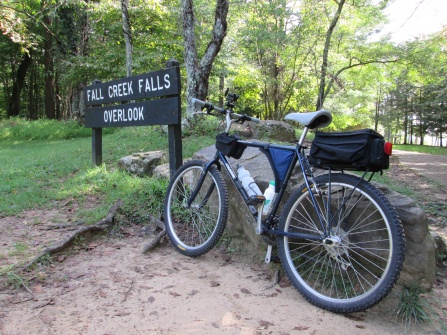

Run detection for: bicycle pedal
[[247, 195, 265, 205]]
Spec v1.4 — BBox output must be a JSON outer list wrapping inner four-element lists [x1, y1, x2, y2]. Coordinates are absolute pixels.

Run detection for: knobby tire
[[278, 173, 405, 313], [163, 160, 228, 257]]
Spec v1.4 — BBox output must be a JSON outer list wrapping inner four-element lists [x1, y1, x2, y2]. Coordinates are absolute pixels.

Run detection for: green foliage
[[183, 115, 224, 137], [2, 267, 28, 290], [391, 284, 447, 333], [392, 285, 430, 327], [1, 0, 446, 144], [0, 118, 116, 141]]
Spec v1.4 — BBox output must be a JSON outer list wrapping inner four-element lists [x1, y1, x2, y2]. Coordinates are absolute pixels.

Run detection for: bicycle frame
[[188, 132, 330, 243], [187, 96, 369, 245]]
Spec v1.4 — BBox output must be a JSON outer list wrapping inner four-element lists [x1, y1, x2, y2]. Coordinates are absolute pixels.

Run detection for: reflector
[[384, 142, 393, 156]]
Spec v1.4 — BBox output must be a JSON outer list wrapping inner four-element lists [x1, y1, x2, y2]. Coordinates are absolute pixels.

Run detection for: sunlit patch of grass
[[392, 285, 447, 333], [394, 144, 447, 156]]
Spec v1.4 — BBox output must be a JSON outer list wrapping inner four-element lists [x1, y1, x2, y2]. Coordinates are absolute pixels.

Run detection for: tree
[[7, 51, 31, 117], [316, 0, 345, 110], [121, 0, 133, 77], [234, 0, 325, 119], [1, 0, 40, 118], [43, 1, 56, 119], [379, 31, 447, 146], [182, 0, 229, 117]]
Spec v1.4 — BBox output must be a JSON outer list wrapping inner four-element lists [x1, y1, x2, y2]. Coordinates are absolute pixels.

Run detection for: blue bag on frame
[[267, 147, 295, 183]]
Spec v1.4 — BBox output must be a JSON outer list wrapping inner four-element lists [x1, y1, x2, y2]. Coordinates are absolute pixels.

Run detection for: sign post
[[83, 60, 182, 175]]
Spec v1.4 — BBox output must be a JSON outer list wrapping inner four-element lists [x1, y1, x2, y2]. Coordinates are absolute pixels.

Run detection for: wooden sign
[[84, 67, 180, 107], [85, 98, 180, 128], [83, 60, 182, 174]]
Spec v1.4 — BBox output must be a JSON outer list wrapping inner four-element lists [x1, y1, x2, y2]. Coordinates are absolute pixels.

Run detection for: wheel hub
[[323, 228, 351, 269]]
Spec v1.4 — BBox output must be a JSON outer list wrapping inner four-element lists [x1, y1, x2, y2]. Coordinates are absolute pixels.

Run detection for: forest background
[[0, 0, 446, 147]]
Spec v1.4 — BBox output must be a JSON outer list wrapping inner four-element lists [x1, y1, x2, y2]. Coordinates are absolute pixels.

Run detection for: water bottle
[[237, 165, 261, 198], [263, 181, 276, 215]]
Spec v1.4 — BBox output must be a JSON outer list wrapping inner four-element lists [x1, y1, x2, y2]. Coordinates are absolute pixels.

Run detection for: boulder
[[193, 145, 437, 290], [251, 120, 296, 142], [118, 151, 167, 176], [374, 184, 437, 290], [153, 162, 171, 179]]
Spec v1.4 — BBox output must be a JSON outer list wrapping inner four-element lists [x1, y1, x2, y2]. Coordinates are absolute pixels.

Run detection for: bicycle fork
[[186, 160, 216, 210]]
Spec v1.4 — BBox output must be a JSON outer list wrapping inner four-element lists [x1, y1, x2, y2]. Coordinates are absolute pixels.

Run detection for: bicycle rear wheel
[[163, 160, 228, 257], [278, 173, 405, 313]]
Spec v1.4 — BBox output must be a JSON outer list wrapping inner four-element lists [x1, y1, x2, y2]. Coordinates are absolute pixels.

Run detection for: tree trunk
[[183, 0, 229, 117], [44, 14, 56, 119], [8, 52, 31, 117], [374, 86, 381, 132], [316, 0, 345, 111], [70, 4, 90, 120], [28, 62, 37, 120], [219, 74, 225, 107], [121, 0, 133, 77]]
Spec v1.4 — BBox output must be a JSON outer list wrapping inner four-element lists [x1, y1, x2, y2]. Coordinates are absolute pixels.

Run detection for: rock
[[251, 120, 296, 142], [191, 117, 295, 142], [118, 151, 167, 176], [194, 146, 276, 242], [431, 231, 447, 256], [231, 122, 254, 138], [193, 144, 436, 290], [153, 163, 171, 179], [375, 184, 436, 290]]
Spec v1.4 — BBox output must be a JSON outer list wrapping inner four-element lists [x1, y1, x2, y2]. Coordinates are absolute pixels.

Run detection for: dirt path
[[0, 233, 434, 335], [1, 152, 446, 335], [393, 149, 447, 190], [391, 150, 447, 234]]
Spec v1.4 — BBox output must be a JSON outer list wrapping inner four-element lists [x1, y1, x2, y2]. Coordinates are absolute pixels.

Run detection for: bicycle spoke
[[164, 161, 228, 257], [279, 173, 405, 312]]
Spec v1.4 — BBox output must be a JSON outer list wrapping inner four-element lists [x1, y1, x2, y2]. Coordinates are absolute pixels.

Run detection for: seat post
[[298, 126, 309, 146]]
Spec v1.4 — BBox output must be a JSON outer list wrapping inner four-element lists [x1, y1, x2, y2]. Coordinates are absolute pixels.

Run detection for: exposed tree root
[[23, 199, 123, 270], [142, 214, 166, 254]]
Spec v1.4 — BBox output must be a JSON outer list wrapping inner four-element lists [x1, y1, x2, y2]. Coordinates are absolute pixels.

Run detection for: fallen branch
[[142, 214, 166, 254], [33, 298, 55, 310], [9, 272, 34, 297], [42, 222, 84, 230], [122, 277, 135, 302], [24, 199, 123, 270]]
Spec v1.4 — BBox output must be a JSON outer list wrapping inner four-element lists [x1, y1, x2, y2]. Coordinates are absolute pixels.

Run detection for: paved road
[[393, 149, 447, 189]]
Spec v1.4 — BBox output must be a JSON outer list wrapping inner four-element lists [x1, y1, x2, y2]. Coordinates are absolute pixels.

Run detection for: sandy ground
[[0, 152, 446, 335], [0, 231, 438, 335]]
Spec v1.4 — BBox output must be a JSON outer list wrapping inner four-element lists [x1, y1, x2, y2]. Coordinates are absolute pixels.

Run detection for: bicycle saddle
[[284, 110, 332, 129]]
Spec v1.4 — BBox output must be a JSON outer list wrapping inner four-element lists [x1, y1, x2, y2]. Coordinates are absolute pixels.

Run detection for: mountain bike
[[163, 92, 405, 313]]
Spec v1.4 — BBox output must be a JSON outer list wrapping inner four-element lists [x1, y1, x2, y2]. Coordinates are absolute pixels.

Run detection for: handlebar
[[191, 98, 260, 124]]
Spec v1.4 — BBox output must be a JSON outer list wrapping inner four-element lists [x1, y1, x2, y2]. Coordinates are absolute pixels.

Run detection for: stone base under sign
[[118, 151, 167, 176]]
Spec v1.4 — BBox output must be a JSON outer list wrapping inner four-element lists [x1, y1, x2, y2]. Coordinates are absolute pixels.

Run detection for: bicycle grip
[[247, 116, 260, 123], [191, 98, 213, 110]]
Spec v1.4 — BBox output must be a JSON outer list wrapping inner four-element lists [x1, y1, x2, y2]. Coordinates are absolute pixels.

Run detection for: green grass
[[394, 144, 447, 156], [0, 117, 116, 141], [0, 120, 215, 223], [1, 118, 442, 226], [392, 285, 447, 333]]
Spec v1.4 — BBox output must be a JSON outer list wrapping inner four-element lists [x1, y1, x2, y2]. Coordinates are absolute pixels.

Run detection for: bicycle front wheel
[[163, 160, 228, 257], [278, 173, 405, 313]]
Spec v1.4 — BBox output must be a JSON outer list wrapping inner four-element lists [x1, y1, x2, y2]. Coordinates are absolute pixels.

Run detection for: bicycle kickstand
[[265, 245, 273, 264], [255, 206, 273, 264]]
